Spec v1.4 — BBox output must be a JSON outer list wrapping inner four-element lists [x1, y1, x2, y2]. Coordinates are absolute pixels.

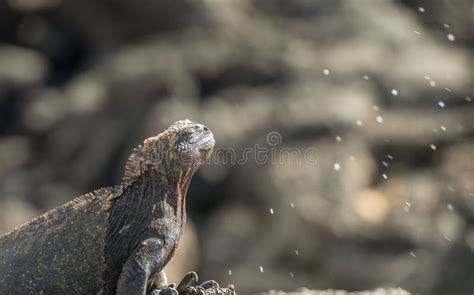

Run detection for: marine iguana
[[0, 119, 231, 294]]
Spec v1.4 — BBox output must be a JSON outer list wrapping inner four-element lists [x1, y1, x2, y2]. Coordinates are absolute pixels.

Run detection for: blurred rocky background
[[0, 0, 473, 294]]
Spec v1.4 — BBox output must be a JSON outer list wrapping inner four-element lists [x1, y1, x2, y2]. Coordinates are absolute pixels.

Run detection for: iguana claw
[[177, 271, 199, 292]]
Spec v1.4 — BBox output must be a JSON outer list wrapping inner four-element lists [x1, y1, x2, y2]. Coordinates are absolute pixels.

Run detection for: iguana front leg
[[117, 238, 166, 295]]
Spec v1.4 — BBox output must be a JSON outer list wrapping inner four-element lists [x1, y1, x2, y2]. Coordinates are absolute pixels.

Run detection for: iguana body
[[0, 119, 215, 294]]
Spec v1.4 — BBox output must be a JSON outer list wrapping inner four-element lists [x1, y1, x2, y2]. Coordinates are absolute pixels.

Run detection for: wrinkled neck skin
[[157, 160, 197, 223], [124, 159, 198, 227]]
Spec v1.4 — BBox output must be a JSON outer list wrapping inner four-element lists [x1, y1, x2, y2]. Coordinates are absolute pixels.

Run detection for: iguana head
[[122, 119, 215, 186], [157, 119, 215, 167]]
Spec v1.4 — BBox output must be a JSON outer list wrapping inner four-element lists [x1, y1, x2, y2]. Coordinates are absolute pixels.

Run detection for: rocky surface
[[259, 288, 410, 295], [0, 0, 472, 294]]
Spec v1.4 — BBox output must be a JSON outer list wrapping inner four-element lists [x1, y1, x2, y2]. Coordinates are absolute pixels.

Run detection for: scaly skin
[[0, 119, 215, 295]]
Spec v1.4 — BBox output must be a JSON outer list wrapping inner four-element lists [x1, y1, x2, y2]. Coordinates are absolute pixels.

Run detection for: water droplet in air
[[289, 272, 295, 278], [430, 144, 437, 150], [376, 115, 384, 123], [391, 89, 398, 96], [429, 80, 436, 87], [373, 105, 379, 111], [295, 250, 300, 255], [410, 251, 417, 258], [447, 204, 453, 211], [259, 266, 264, 273], [333, 163, 341, 171], [323, 69, 330, 75], [269, 208, 274, 214], [335, 136, 342, 142], [440, 126, 447, 131], [356, 120, 362, 126], [418, 7, 425, 12], [438, 101, 445, 108], [382, 173, 388, 180], [363, 75, 369, 80], [447, 33, 455, 42], [228, 269, 232, 276]]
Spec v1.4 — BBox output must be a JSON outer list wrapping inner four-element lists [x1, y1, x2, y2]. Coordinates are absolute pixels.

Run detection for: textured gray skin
[[0, 119, 215, 295]]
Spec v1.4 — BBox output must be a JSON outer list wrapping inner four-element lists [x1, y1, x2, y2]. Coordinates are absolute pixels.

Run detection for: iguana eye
[[182, 129, 196, 139]]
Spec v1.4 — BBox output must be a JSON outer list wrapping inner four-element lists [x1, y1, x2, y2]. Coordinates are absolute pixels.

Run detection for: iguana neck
[[158, 166, 195, 223], [119, 165, 195, 225]]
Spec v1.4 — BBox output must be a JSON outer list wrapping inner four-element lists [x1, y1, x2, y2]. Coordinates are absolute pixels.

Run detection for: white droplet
[[391, 89, 398, 96], [430, 144, 437, 150], [447, 33, 455, 42], [335, 135, 342, 142], [356, 120, 362, 126], [363, 75, 369, 80], [440, 126, 447, 131], [295, 250, 300, 256], [382, 173, 388, 180], [438, 101, 445, 108], [443, 23, 450, 28], [376, 115, 384, 123], [333, 163, 341, 171], [349, 155, 355, 161], [447, 204, 453, 211], [466, 96, 472, 102], [405, 201, 412, 207], [429, 80, 436, 87], [290, 202, 295, 208], [269, 208, 274, 215], [259, 266, 264, 273], [372, 105, 379, 111], [413, 30, 421, 35], [444, 87, 452, 92], [387, 154, 394, 160], [228, 269, 232, 276], [418, 6, 425, 12], [424, 75, 430, 80], [323, 68, 330, 75], [382, 161, 388, 167], [289, 272, 295, 278], [410, 251, 417, 258]]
